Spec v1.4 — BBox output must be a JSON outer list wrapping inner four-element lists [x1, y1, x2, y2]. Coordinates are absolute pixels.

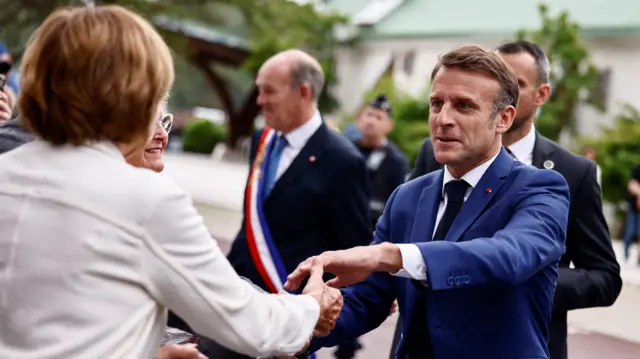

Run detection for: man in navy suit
[[285, 44, 570, 359], [393, 41, 621, 359], [194, 49, 371, 359]]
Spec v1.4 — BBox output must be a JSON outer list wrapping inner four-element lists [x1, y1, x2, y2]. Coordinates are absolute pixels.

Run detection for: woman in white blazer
[[0, 5, 340, 359]]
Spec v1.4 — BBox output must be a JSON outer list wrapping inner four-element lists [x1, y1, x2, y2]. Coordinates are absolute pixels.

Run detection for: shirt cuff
[[390, 244, 427, 280]]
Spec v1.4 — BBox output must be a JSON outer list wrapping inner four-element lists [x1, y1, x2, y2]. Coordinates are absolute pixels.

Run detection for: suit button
[[447, 277, 454, 286]]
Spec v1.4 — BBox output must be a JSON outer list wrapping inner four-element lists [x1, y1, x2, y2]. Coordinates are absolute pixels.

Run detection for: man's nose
[[436, 105, 456, 126], [257, 93, 265, 106]]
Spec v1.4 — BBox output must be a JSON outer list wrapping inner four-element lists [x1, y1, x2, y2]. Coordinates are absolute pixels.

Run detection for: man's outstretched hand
[[284, 243, 402, 291], [300, 257, 343, 336]]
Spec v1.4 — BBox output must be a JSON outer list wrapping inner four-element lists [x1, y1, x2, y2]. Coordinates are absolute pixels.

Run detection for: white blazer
[[0, 140, 319, 359]]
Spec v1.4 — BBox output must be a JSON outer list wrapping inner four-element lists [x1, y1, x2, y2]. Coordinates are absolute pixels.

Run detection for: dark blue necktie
[[406, 179, 470, 359], [432, 180, 470, 241], [263, 135, 288, 199]]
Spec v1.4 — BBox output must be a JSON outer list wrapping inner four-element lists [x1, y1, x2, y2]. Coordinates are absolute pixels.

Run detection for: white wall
[[576, 36, 640, 138], [333, 34, 640, 137], [333, 46, 393, 114]]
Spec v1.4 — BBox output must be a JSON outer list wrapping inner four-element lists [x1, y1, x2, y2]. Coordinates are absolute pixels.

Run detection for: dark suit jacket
[[0, 119, 35, 154], [227, 123, 372, 289], [309, 148, 570, 359], [410, 135, 622, 359]]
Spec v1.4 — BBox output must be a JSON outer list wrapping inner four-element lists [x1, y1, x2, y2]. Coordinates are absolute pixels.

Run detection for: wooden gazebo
[[154, 16, 259, 148]]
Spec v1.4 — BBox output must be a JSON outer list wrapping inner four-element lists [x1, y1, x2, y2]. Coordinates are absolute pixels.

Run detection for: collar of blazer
[[531, 132, 557, 170]]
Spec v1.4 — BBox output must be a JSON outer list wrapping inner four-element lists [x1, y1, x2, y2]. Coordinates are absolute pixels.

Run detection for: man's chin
[[263, 115, 277, 128], [434, 151, 457, 166]]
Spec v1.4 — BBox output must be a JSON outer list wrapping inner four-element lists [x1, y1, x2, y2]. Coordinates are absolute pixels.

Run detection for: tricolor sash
[[245, 127, 289, 294], [246, 129, 319, 358]]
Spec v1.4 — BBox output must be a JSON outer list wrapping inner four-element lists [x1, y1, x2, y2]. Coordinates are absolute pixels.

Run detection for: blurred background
[[2, 1, 640, 358]]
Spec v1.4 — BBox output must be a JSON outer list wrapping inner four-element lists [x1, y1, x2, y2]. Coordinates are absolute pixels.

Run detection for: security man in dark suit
[[349, 94, 409, 230], [389, 40, 621, 359]]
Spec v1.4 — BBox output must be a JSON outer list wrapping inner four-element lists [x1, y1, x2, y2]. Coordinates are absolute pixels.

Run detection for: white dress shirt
[[0, 140, 319, 359], [393, 151, 501, 280], [506, 124, 536, 166], [274, 111, 322, 181]]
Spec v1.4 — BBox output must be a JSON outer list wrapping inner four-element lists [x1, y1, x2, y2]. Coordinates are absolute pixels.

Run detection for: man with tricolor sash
[[196, 50, 372, 359]]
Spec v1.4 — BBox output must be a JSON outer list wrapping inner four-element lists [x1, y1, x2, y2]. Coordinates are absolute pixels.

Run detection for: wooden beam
[[189, 53, 259, 148], [228, 86, 259, 147], [187, 38, 248, 66], [191, 54, 235, 118]]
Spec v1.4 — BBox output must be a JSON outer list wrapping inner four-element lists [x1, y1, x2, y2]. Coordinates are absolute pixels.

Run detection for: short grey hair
[[291, 60, 325, 103]]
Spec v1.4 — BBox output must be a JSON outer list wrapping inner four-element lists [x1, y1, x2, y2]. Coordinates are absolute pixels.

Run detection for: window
[[594, 68, 611, 109], [403, 50, 415, 75]]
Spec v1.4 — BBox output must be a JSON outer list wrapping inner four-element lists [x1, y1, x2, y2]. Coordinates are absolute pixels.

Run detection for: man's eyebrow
[[452, 95, 480, 105], [428, 94, 479, 103]]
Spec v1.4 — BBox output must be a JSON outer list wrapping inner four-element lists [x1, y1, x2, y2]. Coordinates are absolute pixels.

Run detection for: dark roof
[[153, 16, 249, 51]]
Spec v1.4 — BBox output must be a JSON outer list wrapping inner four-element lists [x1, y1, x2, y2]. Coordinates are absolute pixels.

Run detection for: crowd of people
[[0, 3, 637, 359]]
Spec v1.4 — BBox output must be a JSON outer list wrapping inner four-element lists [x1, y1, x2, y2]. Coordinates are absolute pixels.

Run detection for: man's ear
[[535, 83, 551, 107], [384, 115, 394, 134], [299, 83, 312, 101], [495, 106, 516, 134]]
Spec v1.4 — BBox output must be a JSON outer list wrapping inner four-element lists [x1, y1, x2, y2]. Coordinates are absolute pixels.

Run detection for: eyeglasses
[[158, 113, 173, 133]]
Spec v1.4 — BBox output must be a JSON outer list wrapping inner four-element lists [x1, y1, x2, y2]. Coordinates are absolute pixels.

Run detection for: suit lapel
[[532, 132, 555, 169], [444, 149, 514, 242], [410, 172, 443, 244], [403, 174, 442, 355], [267, 124, 329, 198]]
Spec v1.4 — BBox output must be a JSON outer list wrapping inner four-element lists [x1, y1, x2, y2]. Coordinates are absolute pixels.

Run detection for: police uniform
[[354, 95, 409, 231]]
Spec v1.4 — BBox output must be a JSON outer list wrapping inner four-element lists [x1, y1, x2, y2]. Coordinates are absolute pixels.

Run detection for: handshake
[[284, 257, 342, 338], [284, 244, 400, 339]]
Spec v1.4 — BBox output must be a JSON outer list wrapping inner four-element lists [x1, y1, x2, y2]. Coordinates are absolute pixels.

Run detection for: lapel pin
[[309, 155, 316, 163], [485, 188, 492, 193], [543, 160, 554, 170]]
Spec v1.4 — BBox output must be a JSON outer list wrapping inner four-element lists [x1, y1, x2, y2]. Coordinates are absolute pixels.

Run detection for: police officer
[[350, 94, 409, 230]]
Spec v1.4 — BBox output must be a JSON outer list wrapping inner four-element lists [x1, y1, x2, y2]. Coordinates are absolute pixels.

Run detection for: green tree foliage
[[580, 105, 640, 205], [0, 0, 346, 112], [0, 0, 219, 55], [182, 118, 227, 154], [516, 3, 603, 141], [240, 0, 347, 113]]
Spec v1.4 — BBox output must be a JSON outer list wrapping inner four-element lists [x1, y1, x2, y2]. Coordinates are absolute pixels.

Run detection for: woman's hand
[[389, 300, 398, 316], [154, 344, 206, 359], [298, 257, 343, 337]]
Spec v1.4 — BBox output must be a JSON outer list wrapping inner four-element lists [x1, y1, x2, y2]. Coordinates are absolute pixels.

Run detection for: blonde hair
[[19, 5, 174, 146]]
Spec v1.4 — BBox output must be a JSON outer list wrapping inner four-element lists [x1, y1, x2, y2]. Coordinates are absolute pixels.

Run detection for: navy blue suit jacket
[[310, 149, 570, 359], [227, 123, 372, 291]]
